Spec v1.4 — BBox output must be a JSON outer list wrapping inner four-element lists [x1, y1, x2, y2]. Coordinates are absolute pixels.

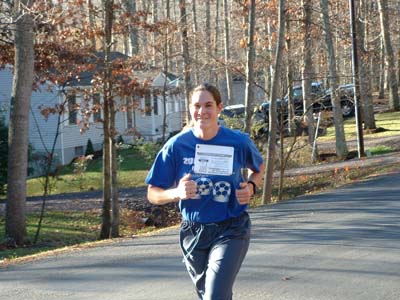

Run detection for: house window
[[67, 93, 77, 125], [174, 95, 180, 112], [74, 146, 84, 156], [167, 100, 174, 114], [126, 96, 133, 128], [144, 93, 151, 116], [92, 93, 101, 122], [153, 94, 159, 116]]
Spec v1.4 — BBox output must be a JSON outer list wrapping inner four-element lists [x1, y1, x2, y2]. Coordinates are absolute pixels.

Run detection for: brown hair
[[189, 83, 222, 105]]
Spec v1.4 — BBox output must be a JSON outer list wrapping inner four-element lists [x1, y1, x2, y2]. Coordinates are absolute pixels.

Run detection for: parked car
[[261, 82, 355, 120], [287, 82, 328, 114], [220, 104, 246, 118], [218, 104, 246, 127], [325, 83, 355, 118]]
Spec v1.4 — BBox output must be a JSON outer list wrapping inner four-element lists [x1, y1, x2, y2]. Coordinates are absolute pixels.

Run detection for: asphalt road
[[1, 171, 400, 300]]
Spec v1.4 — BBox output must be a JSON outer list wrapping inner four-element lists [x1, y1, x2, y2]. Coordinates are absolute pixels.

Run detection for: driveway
[[1, 171, 400, 300]]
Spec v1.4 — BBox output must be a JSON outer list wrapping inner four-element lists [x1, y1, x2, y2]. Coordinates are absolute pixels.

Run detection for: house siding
[[218, 78, 266, 106], [132, 93, 184, 142], [0, 67, 13, 124], [1, 67, 185, 170], [60, 94, 127, 164], [28, 84, 63, 164], [1, 68, 64, 156], [2, 68, 111, 165]]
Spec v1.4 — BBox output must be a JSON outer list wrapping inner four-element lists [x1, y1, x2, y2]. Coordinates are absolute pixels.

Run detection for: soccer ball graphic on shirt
[[195, 177, 213, 197], [213, 181, 231, 203]]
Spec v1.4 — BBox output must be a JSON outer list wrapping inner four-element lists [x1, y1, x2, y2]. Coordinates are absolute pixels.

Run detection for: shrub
[[135, 140, 162, 166], [85, 139, 95, 156]]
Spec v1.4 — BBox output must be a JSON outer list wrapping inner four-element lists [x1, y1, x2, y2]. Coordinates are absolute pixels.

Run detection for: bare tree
[[377, 0, 400, 110], [223, 0, 234, 105], [378, 36, 385, 99], [262, 0, 286, 204], [87, 0, 97, 49], [358, 0, 376, 130], [121, 0, 139, 56], [285, 15, 294, 136], [179, 0, 192, 122], [161, 0, 171, 143], [205, 0, 211, 82], [151, 0, 158, 66], [213, 0, 220, 84], [320, 0, 348, 159], [301, 0, 316, 158], [5, 0, 35, 246], [100, 0, 117, 239], [191, 0, 199, 85], [244, 0, 256, 134]]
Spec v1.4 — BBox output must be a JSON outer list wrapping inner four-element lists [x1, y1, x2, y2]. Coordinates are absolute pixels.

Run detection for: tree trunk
[[100, 110, 111, 239], [191, 0, 199, 85], [87, 0, 97, 49], [179, 0, 192, 122], [398, 48, 400, 89], [5, 0, 35, 246], [151, 0, 158, 66], [162, 0, 170, 143], [262, 0, 286, 205], [244, 0, 256, 134], [301, 0, 316, 158], [110, 114, 119, 238], [205, 0, 211, 82], [122, 0, 139, 56], [213, 0, 220, 85], [100, 0, 114, 240], [285, 14, 294, 135], [320, 0, 348, 159], [377, 0, 400, 110], [378, 36, 385, 99], [358, 0, 376, 130], [223, 0, 234, 105]]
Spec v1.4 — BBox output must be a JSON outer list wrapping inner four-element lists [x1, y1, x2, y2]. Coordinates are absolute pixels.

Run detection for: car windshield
[[220, 105, 245, 118], [293, 88, 302, 98]]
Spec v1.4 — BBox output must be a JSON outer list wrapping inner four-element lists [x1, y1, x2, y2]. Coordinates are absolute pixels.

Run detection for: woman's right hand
[[175, 173, 197, 200]]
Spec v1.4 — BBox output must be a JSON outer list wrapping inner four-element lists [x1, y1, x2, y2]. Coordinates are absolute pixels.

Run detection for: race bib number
[[193, 144, 234, 176]]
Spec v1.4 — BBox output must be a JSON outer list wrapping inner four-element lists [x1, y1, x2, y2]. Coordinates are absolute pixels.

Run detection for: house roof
[[63, 52, 181, 91], [163, 71, 179, 82], [66, 51, 132, 87]]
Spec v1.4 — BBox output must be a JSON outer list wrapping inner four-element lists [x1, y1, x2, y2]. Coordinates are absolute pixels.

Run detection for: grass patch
[[0, 210, 101, 261], [319, 111, 400, 140], [369, 145, 394, 156], [0, 208, 169, 262], [25, 147, 150, 197]]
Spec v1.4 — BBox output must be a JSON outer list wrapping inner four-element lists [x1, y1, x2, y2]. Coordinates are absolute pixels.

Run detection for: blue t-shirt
[[145, 126, 263, 223]]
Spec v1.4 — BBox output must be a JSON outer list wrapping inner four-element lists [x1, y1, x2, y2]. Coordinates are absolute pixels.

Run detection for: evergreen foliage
[[85, 138, 95, 156]]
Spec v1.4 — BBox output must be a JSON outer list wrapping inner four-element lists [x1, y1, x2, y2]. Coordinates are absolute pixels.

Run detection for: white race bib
[[193, 144, 234, 176]]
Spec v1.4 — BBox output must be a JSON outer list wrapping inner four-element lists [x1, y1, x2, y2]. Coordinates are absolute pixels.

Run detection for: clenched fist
[[175, 173, 198, 200], [235, 182, 252, 205]]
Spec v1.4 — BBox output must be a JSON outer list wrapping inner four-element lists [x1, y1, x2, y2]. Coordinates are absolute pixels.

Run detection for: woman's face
[[190, 90, 223, 131]]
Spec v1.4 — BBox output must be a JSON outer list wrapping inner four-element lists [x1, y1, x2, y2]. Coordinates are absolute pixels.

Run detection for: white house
[[132, 71, 185, 142], [0, 65, 185, 168]]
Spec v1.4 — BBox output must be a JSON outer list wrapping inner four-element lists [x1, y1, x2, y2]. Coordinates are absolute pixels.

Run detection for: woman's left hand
[[235, 182, 252, 205]]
